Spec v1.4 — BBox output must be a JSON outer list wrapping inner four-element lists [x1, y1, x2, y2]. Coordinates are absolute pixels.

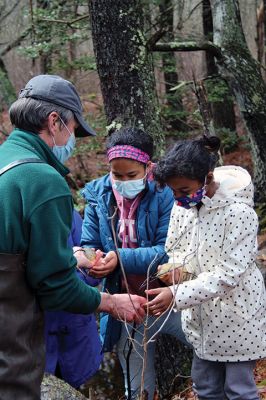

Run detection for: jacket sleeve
[[118, 189, 174, 274], [27, 195, 101, 313], [170, 204, 259, 310], [69, 209, 83, 246], [81, 200, 105, 251]]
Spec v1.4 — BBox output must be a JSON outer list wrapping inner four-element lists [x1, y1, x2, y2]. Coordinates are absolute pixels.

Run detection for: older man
[[0, 75, 145, 399]]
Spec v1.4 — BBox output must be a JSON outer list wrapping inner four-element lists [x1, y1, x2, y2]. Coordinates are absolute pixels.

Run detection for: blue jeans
[[191, 353, 259, 400], [117, 310, 189, 400]]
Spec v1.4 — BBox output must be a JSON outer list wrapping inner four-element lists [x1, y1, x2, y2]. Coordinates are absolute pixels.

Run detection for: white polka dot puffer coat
[[167, 166, 266, 362]]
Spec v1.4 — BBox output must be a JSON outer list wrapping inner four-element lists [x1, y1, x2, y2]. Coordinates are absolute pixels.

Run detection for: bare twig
[[178, 0, 203, 29]]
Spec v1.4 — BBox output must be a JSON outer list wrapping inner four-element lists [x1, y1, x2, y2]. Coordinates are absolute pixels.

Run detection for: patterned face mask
[[175, 185, 206, 209]]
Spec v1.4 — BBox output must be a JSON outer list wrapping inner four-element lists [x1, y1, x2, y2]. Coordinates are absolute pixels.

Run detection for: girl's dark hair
[[154, 135, 220, 184], [106, 127, 154, 159]]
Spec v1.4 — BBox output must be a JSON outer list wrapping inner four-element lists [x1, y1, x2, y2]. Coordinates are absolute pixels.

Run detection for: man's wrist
[[97, 292, 114, 314]]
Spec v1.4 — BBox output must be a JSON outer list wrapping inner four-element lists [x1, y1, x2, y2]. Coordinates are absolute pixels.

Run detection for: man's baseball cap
[[19, 74, 96, 137]]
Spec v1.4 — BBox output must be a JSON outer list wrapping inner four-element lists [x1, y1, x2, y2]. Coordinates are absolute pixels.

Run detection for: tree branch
[[151, 40, 222, 58], [0, 0, 20, 24], [37, 14, 90, 26], [0, 28, 31, 57]]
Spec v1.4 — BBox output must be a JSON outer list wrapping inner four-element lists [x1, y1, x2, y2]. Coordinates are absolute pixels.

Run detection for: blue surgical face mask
[[112, 175, 146, 199], [52, 117, 76, 164]]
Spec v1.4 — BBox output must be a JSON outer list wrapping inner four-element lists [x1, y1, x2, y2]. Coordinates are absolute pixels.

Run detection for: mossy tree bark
[[203, 0, 236, 131], [210, 0, 266, 202], [88, 0, 164, 154]]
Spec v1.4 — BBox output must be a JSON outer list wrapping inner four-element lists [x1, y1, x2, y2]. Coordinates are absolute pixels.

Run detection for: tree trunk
[[155, 335, 192, 399], [88, 0, 163, 153], [210, 0, 266, 203], [203, 0, 236, 131], [159, 0, 188, 132], [0, 58, 16, 111]]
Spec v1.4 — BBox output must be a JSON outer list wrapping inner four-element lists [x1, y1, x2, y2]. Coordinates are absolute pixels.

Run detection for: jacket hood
[[202, 166, 254, 209]]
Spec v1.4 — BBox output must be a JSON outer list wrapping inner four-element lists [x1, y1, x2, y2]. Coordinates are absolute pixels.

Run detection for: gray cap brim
[[75, 112, 96, 137]]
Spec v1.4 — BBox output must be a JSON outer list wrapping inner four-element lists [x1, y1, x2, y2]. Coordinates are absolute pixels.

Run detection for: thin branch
[[146, 28, 168, 49], [145, 4, 174, 34], [151, 41, 222, 58], [0, 0, 20, 24], [36, 13, 90, 26], [179, 0, 203, 29], [29, 0, 35, 41], [0, 28, 31, 57]]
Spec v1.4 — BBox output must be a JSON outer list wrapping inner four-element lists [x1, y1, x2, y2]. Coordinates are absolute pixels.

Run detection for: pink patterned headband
[[107, 145, 150, 164]]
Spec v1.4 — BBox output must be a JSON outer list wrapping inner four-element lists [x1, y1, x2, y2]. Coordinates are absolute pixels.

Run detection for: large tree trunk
[[88, 0, 164, 153], [210, 0, 266, 202]]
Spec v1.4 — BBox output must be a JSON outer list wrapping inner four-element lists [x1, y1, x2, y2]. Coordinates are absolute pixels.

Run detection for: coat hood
[[202, 165, 254, 209]]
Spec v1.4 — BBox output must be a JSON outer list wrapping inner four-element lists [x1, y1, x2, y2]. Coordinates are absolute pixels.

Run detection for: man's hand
[[73, 247, 91, 269], [157, 263, 181, 286], [89, 250, 118, 278], [73, 247, 104, 270], [98, 292, 146, 324], [145, 287, 174, 316]]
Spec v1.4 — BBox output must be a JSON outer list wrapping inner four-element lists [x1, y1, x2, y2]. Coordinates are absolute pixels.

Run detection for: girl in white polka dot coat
[[146, 136, 266, 400]]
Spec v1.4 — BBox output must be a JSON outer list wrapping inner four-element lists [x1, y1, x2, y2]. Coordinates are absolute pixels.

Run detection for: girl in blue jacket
[[78, 127, 188, 400]]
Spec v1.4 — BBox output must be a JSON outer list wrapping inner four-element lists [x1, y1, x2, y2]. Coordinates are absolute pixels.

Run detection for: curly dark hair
[[154, 135, 220, 185], [106, 127, 154, 159]]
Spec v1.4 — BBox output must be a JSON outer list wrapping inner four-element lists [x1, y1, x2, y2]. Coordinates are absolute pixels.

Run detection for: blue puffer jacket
[[81, 174, 174, 351]]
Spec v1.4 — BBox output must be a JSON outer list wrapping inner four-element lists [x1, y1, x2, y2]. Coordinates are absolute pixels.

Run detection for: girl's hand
[[145, 287, 174, 316], [89, 250, 118, 278], [157, 263, 181, 286]]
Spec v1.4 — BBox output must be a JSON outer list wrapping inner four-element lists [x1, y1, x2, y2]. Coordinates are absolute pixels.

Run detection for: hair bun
[[201, 135, 221, 153]]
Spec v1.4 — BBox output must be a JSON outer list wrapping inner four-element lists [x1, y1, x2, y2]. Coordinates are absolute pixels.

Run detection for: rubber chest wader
[[0, 159, 45, 400]]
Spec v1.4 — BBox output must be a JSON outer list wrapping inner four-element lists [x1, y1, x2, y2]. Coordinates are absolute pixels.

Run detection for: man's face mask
[[112, 175, 146, 199], [52, 117, 76, 164], [175, 183, 206, 209]]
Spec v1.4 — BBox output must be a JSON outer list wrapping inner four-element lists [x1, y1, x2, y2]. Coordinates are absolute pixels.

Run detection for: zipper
[[196, 207, 204, 357], [136, 206, 140, 245], [145, 210, 151, 242]]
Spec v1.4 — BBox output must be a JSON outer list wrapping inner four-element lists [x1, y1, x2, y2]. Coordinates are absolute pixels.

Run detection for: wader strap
[[0, 158, 44, 177]]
